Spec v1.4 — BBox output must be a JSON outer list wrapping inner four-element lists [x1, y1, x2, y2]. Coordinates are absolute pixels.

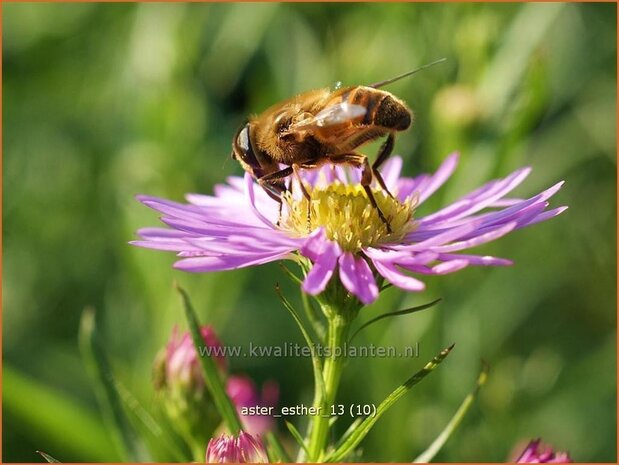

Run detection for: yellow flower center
[[281, 182, 417, 252]]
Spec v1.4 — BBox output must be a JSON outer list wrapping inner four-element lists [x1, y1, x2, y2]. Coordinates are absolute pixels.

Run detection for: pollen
[[281, 182, 416, 252]]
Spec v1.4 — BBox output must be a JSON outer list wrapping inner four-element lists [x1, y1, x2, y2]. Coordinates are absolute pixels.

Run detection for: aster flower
[[227, 375, 279, 436], [133, 153, 565, 305], [206, 431, 268, 463], [515, 439, 572, 463]]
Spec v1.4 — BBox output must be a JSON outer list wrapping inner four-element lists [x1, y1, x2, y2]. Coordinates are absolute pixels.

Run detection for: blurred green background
[[3, 2, 616, 463]]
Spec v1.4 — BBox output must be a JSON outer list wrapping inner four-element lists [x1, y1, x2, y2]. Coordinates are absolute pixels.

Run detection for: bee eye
[[237, 125, 251, 152]]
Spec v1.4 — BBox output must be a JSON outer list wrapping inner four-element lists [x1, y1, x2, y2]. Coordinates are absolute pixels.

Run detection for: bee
[[231, 59, 445, 232]]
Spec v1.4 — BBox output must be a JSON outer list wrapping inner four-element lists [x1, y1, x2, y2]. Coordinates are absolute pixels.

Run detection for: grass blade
[[413, 362, 489, 463], [79, 308, 144, 461], [325, 344, 455, 462], [176, 283, 243, 434]]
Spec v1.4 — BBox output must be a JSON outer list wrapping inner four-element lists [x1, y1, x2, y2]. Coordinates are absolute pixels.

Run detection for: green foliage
[[3, 2, 616, 462]]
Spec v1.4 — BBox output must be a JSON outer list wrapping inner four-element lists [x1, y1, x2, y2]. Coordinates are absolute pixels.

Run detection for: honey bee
[[231, 59, 445, 232]]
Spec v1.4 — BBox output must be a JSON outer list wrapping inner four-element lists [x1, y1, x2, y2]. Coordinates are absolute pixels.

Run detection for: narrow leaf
[[301, 289, 326, 341], [36, 451, 60, 463], [279, 262, 303, 285], [413, 362, 489, 463], [325, 344, 455, 462], [279, 262, 326, 340], [265, 431, 292, 463], [333, 417, 362, 449], [285, 421, 310, 456], [176, 284, 243, 433], [79, 308, 144, 461], [349, 299, 441, 343], [275, 284, 325, 400]]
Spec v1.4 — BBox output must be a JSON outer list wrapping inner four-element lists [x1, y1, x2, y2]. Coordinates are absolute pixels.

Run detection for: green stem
[[307, 311, 350, 461]]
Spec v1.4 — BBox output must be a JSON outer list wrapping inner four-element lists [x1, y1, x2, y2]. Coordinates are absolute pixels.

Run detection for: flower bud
[[206, 431, 268, 463], [164, 325, 227, 390], [154, 325, 227, 457], [515, 439, 572, 463], [227, 375, 279, 436]]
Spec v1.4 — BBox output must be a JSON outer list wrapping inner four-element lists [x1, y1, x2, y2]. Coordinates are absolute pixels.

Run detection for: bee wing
[[289, 102, 366, 131]]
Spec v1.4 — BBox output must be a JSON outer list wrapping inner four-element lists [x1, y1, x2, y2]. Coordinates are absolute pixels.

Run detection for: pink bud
[[164, 325, 226, 389], [206, 431, 268, 463], [515, 439, 572, 463]]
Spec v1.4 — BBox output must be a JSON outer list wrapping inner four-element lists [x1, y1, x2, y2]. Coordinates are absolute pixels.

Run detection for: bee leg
[[371, 133, 395, 199], [361, 162, 393, 234], [292, 164, 312, 231], [257, 182, 285, 226], [257, 167, 293, 226], [330, 153, 393, 234]]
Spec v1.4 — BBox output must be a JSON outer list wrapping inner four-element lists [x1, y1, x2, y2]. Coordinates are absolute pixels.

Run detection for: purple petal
[[379, 156, 403, 191], [437, 253, 513, 266], [431, 259, 469, 274], [137, 227, 188, 239], [429, 222, 517, 253], [397, 174, 429, 201], [137, 196, 205, 220], [244, 173, 280, 227], [300, 228, 330, 261], [394, 222, 480, 252], [363, 247, 439, 265], [419, 167, 532, 225], [416, 181, 564, 233], [372, 259, 426, 291], [186, 237, 296, 255], [393, 252, 440, 266], [174, 251, 291, 272], [522, 206, 568, 226], [130, 240, 197, 252], [302, 241, 342, 295], [490, 198, 524, 207], [338, 253, 378, 305], [161, 217, 303, 248], [416, 152, 459, 204]]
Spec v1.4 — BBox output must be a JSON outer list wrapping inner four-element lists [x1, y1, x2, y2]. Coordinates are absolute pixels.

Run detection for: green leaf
[[176, 283, 243, 434], [275, 284, 325, 400], [36, 451, 60, 463], [265, 431, 292, 463], [332, 417, 362, 452], [4, 365, 119, 461], [325, 344, 455, 462], [413, 362, 489, 463], [79, 307, 144, 461], [348, 298, 442, 343], [285, 421, 310, 456]]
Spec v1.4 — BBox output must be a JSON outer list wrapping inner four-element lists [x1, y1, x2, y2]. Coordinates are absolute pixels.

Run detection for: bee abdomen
[[375, 95, 411, 131]]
